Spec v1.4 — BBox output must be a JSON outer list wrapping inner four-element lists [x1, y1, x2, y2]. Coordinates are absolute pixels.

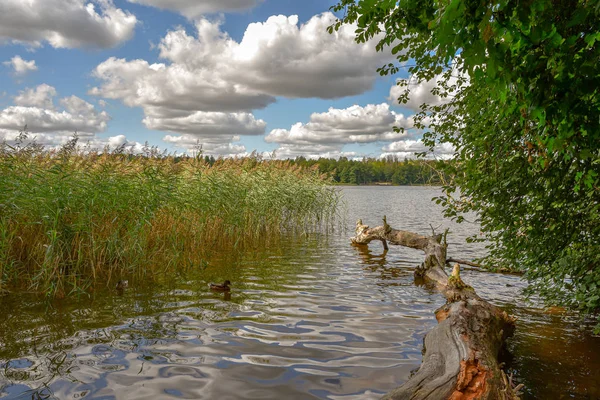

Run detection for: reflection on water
[[0, 186, 598, 399], [0, 238, 437, 400]]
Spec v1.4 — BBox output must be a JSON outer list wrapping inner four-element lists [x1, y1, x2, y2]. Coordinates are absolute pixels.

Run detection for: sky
[[0, 0, 454, 159]]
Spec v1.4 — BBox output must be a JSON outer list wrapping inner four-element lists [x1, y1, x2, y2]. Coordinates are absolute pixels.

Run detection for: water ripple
[[1, 187, 599, 399]]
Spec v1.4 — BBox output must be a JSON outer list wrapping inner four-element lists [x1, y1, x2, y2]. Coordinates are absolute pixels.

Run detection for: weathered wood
[[352, 218, 519, 400], [447, 257, 485, 269]]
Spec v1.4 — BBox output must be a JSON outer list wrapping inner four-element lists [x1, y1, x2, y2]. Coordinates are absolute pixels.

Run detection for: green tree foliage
[[330, 0, 600, 326], [290, 156, 447, 185]]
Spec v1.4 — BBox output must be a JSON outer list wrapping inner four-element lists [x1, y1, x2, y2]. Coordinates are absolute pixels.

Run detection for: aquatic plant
[[0, 131, 340, 297]]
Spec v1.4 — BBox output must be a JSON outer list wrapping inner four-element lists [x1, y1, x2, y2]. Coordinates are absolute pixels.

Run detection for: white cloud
[[90, 57, 274, 114], [3, 55, 37, 75], [155, 110, 266, 153], [269, 144, 358, 160], [92, 13, 391, 104], [60, 95, 102, 117], [90, 12, 394, 154], [89, 12, 393, 152], [0, 129, 69, 147], [0, 85, 110, 137], [156, 111, 267, 155], [148, 111, 266, 137], [385, 64, 465, 160], [389, 78, 442, 112], [264, 103, 414, 158], [0, 0, 137, 49], [0, 129, 145, 154], [388, 63, 468, 112], [127, 0, 262, 18], [268, 103, 416, 144], [0, 106, 110, 135], [226, 13, 392, 98], [163, 135, 248, 156], [88, 134, 145, 153], [14, 84, 57, 109], [381, 140, 455, 160]]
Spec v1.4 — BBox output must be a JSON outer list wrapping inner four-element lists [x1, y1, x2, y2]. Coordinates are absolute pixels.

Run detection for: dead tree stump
[[351, 218, 518, 400]]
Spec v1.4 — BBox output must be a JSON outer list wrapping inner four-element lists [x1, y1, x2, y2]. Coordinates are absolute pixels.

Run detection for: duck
[[116, 280, 129, 291], [209, 280, 231, 292]]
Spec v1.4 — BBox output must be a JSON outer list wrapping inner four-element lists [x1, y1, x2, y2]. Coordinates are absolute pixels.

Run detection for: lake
[[1, 186, 599, 399]]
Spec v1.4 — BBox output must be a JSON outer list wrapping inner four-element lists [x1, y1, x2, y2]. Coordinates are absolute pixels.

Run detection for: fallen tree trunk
[[351, 218, 519, 400]]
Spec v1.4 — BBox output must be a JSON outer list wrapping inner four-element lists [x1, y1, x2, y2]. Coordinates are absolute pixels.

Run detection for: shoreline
[[332, 182, 441, 187]]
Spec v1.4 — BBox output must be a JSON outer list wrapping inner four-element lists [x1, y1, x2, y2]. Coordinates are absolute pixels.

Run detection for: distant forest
[[196, 154, 448, 186], [289, 156, 448, 185]]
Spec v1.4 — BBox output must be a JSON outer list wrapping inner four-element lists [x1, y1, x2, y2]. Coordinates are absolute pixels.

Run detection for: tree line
[[289, 156, 448, 185]]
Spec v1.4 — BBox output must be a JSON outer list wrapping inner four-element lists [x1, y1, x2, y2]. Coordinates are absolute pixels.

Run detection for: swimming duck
[[209, 280, 231, 292], [116, 280, 129, 290]]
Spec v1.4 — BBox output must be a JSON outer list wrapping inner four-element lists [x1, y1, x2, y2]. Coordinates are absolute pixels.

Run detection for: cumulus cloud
[[388, 63, 468, 112], [156, 111, 265, 154], [0, 85, 110, 143], [86, 134, 145, 153], [227, 14, 392, 98], [3, 55, 37, 75], [270, 144, 358, 160], [389, 78, 442, 112], [0, 129, 69, 147], [151, 110, 267, 155], [90, 57, 274, 114], [0, 105, 110, 135], [14, 84, 57, 109], [0, 0, 137, 49], [264, 103, 415, 158], [0, 129, 145, 154], [127, 0, 263, 18], [89, 56, 270, 152], [92, 13, 391, 104], [381, 140, 455, 160], [148, 111, 266, 137], [89, 12, 393, 152], [0, 89, 137, 152], [267, 103, 415, 145], [163, 134, 248, 156]]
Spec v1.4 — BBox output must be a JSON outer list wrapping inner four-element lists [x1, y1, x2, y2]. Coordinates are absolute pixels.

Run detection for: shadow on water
[[0, 186, 599, 399]]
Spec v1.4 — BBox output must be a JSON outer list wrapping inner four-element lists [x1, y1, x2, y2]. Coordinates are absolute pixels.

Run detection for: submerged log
[[352, 218, 518, 400]]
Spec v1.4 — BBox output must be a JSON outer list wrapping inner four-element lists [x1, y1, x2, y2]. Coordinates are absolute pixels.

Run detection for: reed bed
[[0, 134, 340, 297]]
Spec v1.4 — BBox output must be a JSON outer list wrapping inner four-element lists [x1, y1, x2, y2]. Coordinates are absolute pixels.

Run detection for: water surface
[[1, 186, 598, 399]]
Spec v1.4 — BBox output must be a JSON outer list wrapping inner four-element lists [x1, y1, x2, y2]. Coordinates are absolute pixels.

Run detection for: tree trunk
[[351, 218, 518, 400]]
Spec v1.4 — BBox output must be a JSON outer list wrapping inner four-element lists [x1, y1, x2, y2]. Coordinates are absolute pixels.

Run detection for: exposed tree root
[[351, 218, 518, 400], [447, 258, 485, 269]]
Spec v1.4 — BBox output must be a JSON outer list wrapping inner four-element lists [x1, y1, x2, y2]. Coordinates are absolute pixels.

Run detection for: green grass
[[0, 133, 340, 297]]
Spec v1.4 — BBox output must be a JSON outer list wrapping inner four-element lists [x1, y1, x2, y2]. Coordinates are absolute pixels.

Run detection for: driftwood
[[352, 218, 519, 400], [446, 258, 485, 269]]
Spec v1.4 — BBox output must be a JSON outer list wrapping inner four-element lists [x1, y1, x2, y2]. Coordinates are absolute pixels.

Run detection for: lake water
[[1, 186, 599, 399]]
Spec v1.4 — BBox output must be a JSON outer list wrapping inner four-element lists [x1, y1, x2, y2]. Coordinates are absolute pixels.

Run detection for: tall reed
[[0, 133, 340, 297]]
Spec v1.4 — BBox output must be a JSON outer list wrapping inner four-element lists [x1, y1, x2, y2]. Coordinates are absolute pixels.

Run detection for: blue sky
[[0, 0, 452, 159]]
